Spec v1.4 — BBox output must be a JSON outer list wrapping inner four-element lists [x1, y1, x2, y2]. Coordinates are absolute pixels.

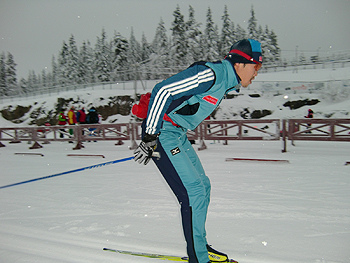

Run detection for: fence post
[[289, 119, 296, 146], [330, 119, 335, 140], [0, 129, 5, 147], [223, 123, 228, 145], [73, 125, 84, 150], [282, 119, 287, 153], [198, 123, 207, 151], [29, 127, 43, 149], [115, 124, 124, 145], [129, 122, 138, 150], [238, 121, 242, 139]]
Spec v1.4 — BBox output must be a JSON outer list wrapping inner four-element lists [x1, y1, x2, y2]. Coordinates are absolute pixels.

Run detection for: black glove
[[134, 133, 158, 165]]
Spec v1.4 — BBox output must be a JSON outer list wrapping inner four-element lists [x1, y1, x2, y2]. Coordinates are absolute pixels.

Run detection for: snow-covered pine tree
[[257, 25, 263, 43], [44, 70, 54, 91], [260, 25, 280, 64], [51, 55, 58, 88], [170, 5, 189, 70], [67, 34, 79, 84], [247, 5, 258, 39], [202, 7, 219, 62], [235, 24, 247, 41], [18, 77, 28, 95], [140, 33, 151, 63], [41, 69, 47, 89], [127, 27, 142, 81], [150, 17, 169, 79], [111, 31, 129, 81], [5, 52, 17, 96], [268, 29, 280, 63], [26, 70, 38, 94], [0, 53, 7, 96], [219, 5, 235, 57], [78, 40, 95, 84], [94, 29, 112, 82], [260, 26, 271, 63], [128, 27, 142, 64], [140, 32, 151, 80], [57, 41, 69, 85], [186, 5, 202, 64]]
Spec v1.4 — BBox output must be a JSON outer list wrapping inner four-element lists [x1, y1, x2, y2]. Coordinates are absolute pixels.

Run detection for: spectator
[[86, 107, 99, 140], [305, 109, 314, 133], [67, 106, 77, 143], [57, 109, 67, 138], [86, 107, 99, 124], [76, 107, 86, 124], [68, 106, 77, 135], [305, 109, 314, 119]]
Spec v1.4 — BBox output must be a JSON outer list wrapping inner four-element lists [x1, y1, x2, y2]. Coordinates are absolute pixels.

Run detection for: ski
[[103, 248, 187, 261], [103, 248, 239, 262]]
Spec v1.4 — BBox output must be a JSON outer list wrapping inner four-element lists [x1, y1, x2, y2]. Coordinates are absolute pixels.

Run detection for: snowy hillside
[[0, 66, 349, 128]]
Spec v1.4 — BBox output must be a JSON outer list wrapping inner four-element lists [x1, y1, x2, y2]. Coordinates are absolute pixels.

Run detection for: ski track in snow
[[0, 139, 349, 263]]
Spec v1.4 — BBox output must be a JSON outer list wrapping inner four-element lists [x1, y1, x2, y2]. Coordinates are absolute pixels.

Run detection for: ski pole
[[0, 156, 134, 190]]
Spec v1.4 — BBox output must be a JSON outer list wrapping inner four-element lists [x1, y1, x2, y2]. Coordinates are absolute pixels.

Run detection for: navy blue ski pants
[[152, 121, 211, 263]]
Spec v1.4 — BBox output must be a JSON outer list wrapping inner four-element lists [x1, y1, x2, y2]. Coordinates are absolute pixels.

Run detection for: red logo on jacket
[[203, 95, 218, 105]]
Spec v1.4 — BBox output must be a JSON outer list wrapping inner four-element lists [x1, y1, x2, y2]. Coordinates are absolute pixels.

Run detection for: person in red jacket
[[77, 107, 87, 124], [305, 109, 314, 133], [305, 109, 314, 119]]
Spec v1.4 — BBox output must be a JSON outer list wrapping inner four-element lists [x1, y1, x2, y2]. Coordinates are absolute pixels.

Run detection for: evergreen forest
[[0, 5, 280, 97]]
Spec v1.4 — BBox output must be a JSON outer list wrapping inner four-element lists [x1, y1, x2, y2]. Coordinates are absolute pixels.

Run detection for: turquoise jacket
[[145, 59, 241, 134]]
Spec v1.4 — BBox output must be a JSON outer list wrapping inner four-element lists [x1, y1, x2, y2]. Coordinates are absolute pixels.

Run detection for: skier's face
[[235, 63, 259, 87]]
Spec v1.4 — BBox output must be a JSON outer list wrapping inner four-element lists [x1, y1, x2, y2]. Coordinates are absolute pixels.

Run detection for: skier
[[133, 39, 263, 263]]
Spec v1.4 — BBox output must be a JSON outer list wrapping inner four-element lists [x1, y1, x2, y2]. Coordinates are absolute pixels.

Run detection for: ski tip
[[103, 248, 121, 253]]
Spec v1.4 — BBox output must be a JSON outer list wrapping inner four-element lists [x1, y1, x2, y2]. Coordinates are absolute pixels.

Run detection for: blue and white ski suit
[[144, 59, 241, 263]]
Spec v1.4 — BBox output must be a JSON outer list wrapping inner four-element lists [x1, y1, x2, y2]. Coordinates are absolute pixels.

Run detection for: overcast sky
[[1, 0, 350, 79]]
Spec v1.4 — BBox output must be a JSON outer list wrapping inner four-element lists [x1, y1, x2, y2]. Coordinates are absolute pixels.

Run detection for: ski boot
[[207, 244, 229, 262]]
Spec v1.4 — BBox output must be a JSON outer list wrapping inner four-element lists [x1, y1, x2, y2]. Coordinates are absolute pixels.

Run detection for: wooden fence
[[1, 119, 349, 152], [281, 118, 350, 152]]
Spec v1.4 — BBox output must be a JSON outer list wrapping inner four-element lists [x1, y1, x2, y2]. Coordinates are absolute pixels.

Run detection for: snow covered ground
[[0, 138, 349, 263]]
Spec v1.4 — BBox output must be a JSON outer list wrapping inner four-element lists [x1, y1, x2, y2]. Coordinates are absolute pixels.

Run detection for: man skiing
[[133, 39, 263, 263]]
